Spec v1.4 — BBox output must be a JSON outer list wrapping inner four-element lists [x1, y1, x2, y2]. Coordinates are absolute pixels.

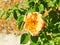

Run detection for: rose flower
[[23, 12, 46, 36]]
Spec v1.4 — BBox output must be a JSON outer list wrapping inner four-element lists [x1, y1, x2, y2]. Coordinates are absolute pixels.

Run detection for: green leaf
[[53, 0, 56, 3], [58, 22, 60, 29], [11, 4, 19, 10], [43, 38, 48, 43], [38, 4, 44, 13], [8, 9, 13, 13], [57, 38, 60, 45], [31, 36, 38, 43], [45, 0, 51, 2], [40, 31, 45, 39], [5, 11, 12, 21], [58, 40, 60, 45], [15, 4, 19, 8], [17, 16, 24, 21], [48, 1, 54, 7], [20, 33, 30, 44], [23, 0, 29, 8], [13, 10, 18, 20], [58, 0, 60, 6], [46, 35, 52, 40], [0, 10, 5, 18], [17, 15, 24, 30], [45, 43, 49, 45], [18, 21, 24, 30], [28, 7, 36, 13], [30, 42, 37, 45], [6, 14, 12, 21], [52, 33, 60, 37], [18, 9, 27, 15], [49, 40, 54, 45], [29, 1, 35, 7], [28, 0, 34, 2], [30, 42, 41, 45]]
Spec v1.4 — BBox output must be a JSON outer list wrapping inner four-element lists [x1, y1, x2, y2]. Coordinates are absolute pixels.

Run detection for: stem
[[42, 8, 52, 18]]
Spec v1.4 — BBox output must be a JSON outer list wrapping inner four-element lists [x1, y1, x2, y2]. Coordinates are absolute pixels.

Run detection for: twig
[[42, 8, 52, 18]]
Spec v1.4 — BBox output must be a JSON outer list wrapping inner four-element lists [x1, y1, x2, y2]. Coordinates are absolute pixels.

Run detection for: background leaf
[[0, 10, 5, 18], [5, 10, 12, 21], [30, 41, 41, 45], [48, 1, 54, 7], [39, 4, 44, 13], [13, 10, 18, 20], [31, 36, 38, 43], [20, 33, 30, 44], [17, 15, 24, 30]]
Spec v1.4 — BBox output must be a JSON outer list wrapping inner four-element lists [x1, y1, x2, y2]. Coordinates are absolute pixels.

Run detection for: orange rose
[[24, 12, 46, 36]]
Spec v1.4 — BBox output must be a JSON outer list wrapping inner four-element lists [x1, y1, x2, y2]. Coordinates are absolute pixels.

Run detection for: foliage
[[20, 33, 30, 44], [0, 0, 60, 45]]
